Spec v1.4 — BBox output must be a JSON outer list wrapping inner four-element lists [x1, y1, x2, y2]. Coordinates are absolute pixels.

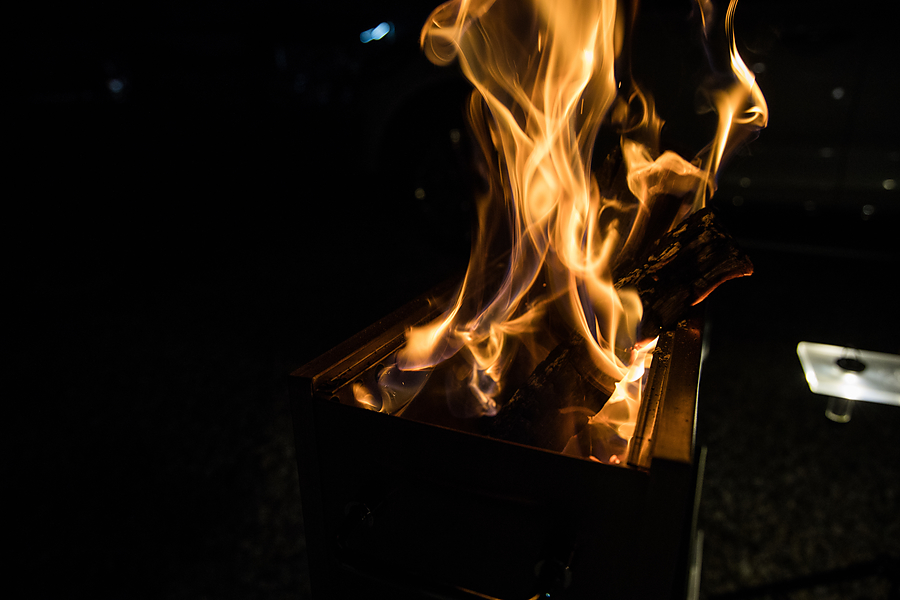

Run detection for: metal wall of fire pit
[[290, 292, 704, 600]]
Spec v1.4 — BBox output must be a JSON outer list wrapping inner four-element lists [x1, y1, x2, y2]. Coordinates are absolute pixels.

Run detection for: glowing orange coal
[[355, 0, 766, 464]]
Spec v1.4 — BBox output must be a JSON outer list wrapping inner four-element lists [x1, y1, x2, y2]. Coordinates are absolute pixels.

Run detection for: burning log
[[485, 333, 614, 452], [487, 207, 751, 453], [617, 206, 753, 340]]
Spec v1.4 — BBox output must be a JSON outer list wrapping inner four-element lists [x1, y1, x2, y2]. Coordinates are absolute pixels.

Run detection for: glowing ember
[[364, 0, 766, 464]]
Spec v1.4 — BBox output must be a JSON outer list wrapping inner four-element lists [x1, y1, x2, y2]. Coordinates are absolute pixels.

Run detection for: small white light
[[108, 78, 124, 93], [751, 62, 766, 74], [818, 147, 835, 158], [739, 177, 751, 188], [414, 187, 426, 199], [831, 87, 845, 100], [449, 129, 461, 144], [883, 179, 896, 190], [862, 204, 875, 216], [732, 195, 744, 206], [841, 371, 861, 383]]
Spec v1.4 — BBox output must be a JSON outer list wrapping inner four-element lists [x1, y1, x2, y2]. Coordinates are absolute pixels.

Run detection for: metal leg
[[825, 396, 853, 423]]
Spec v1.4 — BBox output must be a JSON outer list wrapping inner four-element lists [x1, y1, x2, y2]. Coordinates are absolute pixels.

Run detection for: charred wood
[[485, 334, 613, 453], [487, 208, 750, 452], [617, 207, 752, 340]]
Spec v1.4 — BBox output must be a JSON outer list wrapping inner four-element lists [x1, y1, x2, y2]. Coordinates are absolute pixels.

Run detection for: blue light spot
[[360, 22, 392, 43], [108, 78, 124, 94]]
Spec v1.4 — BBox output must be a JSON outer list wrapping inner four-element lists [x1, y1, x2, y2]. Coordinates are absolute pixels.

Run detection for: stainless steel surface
[[797, 342, 900, 406], [291, 296, 704, 599]]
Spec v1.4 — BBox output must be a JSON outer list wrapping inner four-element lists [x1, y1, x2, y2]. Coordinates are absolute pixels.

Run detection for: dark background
[[8, 0, 898, 598]]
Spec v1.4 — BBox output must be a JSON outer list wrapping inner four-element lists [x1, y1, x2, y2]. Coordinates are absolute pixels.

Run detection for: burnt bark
[[484, 334, 613, 453], [486, 207, 751, 451], [616, 207, 753, 340]]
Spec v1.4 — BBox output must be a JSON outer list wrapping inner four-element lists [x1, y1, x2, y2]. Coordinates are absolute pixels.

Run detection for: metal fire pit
[[290, 289, 704, 600]]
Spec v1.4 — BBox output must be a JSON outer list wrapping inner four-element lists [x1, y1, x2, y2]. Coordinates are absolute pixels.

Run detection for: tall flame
[[389, 0, 765, 457]]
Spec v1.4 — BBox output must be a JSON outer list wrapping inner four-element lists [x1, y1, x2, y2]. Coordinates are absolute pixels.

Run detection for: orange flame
[[689, 0, 769, 211], [387, 0, 765, 457]]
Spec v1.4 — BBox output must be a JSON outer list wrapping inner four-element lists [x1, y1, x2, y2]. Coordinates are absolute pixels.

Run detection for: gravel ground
[[697, 249, 900, 599]]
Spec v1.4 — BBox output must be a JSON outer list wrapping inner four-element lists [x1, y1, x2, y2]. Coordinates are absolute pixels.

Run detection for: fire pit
[[290, 294, 704, 599], [291, 0, 766, 596]]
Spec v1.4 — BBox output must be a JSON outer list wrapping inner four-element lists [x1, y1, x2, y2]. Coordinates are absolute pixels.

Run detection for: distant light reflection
[[360, 22, 393, 43]]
